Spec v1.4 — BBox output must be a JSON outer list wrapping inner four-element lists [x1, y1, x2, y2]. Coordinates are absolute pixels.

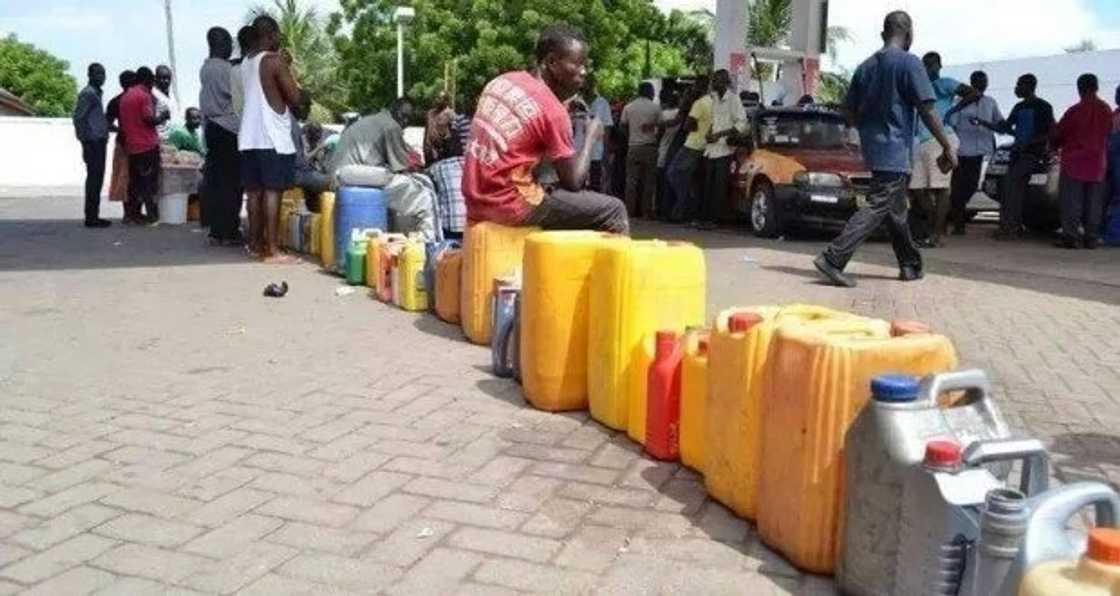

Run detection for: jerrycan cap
[[729, 312, 763, 333], [871, 374, 921, 403], [1088, 528, 1120, 564], [924, 440, 962, 470]]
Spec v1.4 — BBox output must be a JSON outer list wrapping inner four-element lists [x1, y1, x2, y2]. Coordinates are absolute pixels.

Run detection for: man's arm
[[72, 91, 92, 137], [264, 53, 302, 109], [918, 102, 958, 171], [554, 117, 600, 192], [142, 97, 169, 127], [383, 125, 417, 173]]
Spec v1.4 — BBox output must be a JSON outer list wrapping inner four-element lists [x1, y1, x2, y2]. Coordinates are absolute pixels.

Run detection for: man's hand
[[936, 150, 958, 174]]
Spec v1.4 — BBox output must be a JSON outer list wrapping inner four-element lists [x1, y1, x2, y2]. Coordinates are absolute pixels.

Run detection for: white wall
[[0, 117, 99, 197]]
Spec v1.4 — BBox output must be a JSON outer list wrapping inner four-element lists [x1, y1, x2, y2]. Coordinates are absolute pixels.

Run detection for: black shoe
[[814, 254, 856, 288], [899, 266, 924, 282], [84, 218, 111, 228], [263, 281, 289, 298], [1053, 238, 1080, 249]]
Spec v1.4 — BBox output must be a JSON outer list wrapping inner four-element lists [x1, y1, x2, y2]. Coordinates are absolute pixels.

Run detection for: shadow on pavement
[[412, 314, 467, 342]]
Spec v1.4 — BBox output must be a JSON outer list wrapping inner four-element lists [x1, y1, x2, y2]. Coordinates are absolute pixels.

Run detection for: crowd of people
[[73, 11, 1120, 275]]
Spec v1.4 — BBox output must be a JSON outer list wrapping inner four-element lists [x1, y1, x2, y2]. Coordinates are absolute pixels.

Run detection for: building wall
[[0, 117, 101, 197]]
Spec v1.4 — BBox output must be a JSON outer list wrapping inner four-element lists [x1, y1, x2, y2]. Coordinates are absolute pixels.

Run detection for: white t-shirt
[[620, 97, 662, 147], [572, 95, 614, 162], [152, 88, 182, 139]]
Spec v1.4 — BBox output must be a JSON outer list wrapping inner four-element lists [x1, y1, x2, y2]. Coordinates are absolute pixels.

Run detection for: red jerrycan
[[646, 330, 684, 461]]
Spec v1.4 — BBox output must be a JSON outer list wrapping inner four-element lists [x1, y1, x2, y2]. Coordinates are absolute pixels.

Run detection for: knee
[[604, 200, 630, 235]]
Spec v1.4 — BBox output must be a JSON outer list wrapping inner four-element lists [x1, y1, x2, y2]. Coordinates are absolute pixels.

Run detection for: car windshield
[[756, 112, 849, 150]]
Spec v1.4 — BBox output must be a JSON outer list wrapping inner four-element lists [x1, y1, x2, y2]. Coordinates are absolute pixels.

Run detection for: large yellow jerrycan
[[395, 239, 429, 312], [435, 249, 463, 324], [319, 191, 336, 271], [460, 222, 539, 345], [308, 213, 321, 256], [586, 240, 706, 440], [705, 304, 854, 521], [520, 232, 626, 412], [679, 327, 710, 473], [756, 318, 958, 574], [278, 190, 300, 250]]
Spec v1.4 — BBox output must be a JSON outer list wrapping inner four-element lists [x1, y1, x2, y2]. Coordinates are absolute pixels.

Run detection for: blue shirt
[[845, 47, 936, 173], [916, 77, 961, 143]]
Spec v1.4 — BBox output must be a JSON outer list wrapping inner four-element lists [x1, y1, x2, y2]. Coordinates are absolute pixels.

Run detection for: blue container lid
[[871, 374, 921, 402]]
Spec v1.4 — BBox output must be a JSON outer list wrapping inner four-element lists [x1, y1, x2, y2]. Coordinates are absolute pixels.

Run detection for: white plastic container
[[158, 193, 189, 225], [1019, 528, 1120, 595]]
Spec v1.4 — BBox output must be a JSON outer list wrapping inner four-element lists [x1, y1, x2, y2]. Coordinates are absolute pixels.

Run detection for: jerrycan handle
[[962, 438, 1050, 496], [918, 369, 999, 415], [1020, 482, 1120, 568]]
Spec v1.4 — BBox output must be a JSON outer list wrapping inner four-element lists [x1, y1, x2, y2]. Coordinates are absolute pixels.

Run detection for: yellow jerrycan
[[395, 239, 429, 312], [520, 232, 625, 412], [435, 248, 463, 324], [308, 213, 321, 256], [460, 222, 539, 345], [755, 318, 958, 574], [319, 191, 336, 271], [679, 327, 710, 473]]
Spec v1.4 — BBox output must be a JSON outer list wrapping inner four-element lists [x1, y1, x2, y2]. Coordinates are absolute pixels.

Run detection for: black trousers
[[524, 189, 630, 235], [127, 149, 160, 219], [703, 155, 732, 223], [204, 123, 242, 241], [81, 139, 108, 222], [1059, 175, 1105, 243], [999, 153, 1039, 233], [949, 155, 984, 230], [823, 171, 921, 272]]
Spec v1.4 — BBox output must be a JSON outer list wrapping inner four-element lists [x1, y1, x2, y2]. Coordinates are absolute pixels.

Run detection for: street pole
[[163, 0, 181, 104], [397, 21, 404, 98]]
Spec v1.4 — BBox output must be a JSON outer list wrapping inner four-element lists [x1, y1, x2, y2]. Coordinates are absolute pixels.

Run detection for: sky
[[2, 0, 1119, 110]]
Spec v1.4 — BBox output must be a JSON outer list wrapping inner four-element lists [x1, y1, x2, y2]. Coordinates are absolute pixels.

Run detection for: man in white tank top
[[239, 15, 305, 263]]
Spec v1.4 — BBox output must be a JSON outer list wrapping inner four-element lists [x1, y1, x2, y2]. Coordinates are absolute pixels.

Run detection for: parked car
[[729, 108, 871, 237], [981, 144, 1061, 233]]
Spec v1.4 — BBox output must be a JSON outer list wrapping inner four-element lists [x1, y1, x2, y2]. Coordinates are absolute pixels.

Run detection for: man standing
[[908, 52, 972, 248], [974, 74, 1054, 240], [153, 65, 182, 139], [668, 75, 711, 223], [106, 70, 136, 204], [572, 75, 613, 192], [463, 23, 628, 234], [239, 15, 304, 263], [814, 11, 957, 288], [656, 88, 682, 221], [72, 62, 111, 228], [620, 81, 662, 218], [231, 26, 258, 120], [1051, 73, 1113, 249], [119, 67, 169, 224], [701, 69, 747, 228], [199, 26, 243, 244], [1106, 85, 1120, 244], [946, 70, 1002, 235]]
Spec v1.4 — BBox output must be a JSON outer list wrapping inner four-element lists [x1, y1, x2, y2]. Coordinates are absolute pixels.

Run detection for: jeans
[[624, 144, 658, 218], [949, 155, 984, 231], [656, 166, 676, 221], [524, 188, 630, 234], [81, 139, 107, 222], [999, 152, 1039, 233], [204, 123, 243, 241], [823, 171, 922, 272], [1059, 175, 1105, 243], [703, 155, 733, 223], [668, 147, 703, 222]]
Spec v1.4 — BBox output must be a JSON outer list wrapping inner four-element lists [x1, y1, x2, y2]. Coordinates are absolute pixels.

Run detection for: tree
[[747, 0, 792, 48], [1065, 38, 1097, 53], [0, 34, 77, 117], [249, 0, 349, 116]]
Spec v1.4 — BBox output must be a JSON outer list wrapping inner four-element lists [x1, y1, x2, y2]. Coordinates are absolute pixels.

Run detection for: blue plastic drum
[[334, 186, 389, 272]]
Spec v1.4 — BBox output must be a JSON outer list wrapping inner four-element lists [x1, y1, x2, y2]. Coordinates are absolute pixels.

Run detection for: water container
[[335, 187, 389, 272], [491, 279, 520, 378], [425, 241, 460, 314], [345, 240, 366, 286], [319, 191, 336, 271], [367, 233, 404, 291], [435, 248, 463, 324], [586, 240, 706, 438], [288, 211, 304, 253], [304, 214, 317, 255], [395, 240, 428, 312], [705, 305, 855, 520], [679, 328, 709, 473], [309, 213, 322, 256], [521, 232, 623, 412], [377, 238, 406, 303], [278, 199, 293, 249], [839, 369, 1024, 596], [511, 292, 523, 383], [461, 222, 539, 345], [646, 331, 684, 461], [1020, 529, 1120, 596], [756, 318, 958, 574]]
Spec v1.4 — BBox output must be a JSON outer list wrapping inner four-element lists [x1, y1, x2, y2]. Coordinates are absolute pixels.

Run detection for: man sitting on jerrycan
[[462, 23, 629, 234]]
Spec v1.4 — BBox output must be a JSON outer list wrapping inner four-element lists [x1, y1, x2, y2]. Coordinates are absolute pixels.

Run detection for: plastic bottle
[[345, 240, 366, 286], [1020, 528, 1120, 595], [645, 331, 684, 461]]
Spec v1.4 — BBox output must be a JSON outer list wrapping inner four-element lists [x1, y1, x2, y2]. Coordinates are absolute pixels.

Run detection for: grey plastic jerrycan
[[491, 279, 520, 378], [839, 369, 1014, 596]]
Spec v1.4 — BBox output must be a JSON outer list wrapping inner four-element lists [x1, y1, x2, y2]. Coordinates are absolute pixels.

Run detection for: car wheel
[[749, 182, 782, 238]]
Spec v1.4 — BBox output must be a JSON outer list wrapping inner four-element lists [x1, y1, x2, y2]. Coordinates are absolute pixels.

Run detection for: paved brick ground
[[1, 197, 1117, 595]]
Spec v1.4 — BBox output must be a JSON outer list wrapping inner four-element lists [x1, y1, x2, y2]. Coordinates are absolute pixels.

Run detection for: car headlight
[[794, 172, 844, 188]]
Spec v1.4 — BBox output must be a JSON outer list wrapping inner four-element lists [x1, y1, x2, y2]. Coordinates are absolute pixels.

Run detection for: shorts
[[910, 134, 959, 190], [240, 149, 295, 191]]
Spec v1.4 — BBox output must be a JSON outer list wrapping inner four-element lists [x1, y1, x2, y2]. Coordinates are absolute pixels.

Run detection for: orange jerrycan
[[368, 233, 405, 292], [755, 318, 958, 574], [435, 248, 463, 324], [461, 222, 539, 345], [587, 241, 706, 439], [679, 327, 710, 473], [520, 232, 623, 412], [319, 191, 336, 272], [704, 304, 854, 520]]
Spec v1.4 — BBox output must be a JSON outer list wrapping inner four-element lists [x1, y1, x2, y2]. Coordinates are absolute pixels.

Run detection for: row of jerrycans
[[842, 371, 1120, 596], [348, 230, 429, 312]]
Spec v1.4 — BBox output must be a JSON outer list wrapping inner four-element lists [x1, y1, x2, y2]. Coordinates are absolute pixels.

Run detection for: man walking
[[974, 74, 1054, 240], [119, 67, 169, 224], [814, 11, 957, 288], [701, 69, 747, 227], [199, 26, 244, 245], [620, 81, 662, 218], [239, 15, 304, 262], [1052, 73, 1113, 249], [72, 62, 111, 228], [946, 70, 1002, 235], [668, 75, 711, 223]]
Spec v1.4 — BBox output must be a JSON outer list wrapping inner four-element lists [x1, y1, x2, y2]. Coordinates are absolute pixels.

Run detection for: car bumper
[[774, 184, 862, 228]]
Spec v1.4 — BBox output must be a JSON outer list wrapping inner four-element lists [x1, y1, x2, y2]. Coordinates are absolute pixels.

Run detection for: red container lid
[[923, 440, 962, 469], [655, 331, 678, 359], [729, 312, 763, 333], [1088, 528, 1120, 564]]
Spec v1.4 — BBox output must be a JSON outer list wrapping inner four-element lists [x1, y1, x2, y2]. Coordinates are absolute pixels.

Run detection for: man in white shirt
[[946, 70, 1003, 235], [572, 76, 613, 192], [153, 65, 182, 139], [620, 81, 662, 217], [700, 69, 747, 229]]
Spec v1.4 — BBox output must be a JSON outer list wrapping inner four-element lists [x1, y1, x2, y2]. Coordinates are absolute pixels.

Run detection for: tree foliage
[[249, 0, 348, 115], [329, 0, 711, 114], [0, 34, 77, 117], [1064, 38, 1097, 53]]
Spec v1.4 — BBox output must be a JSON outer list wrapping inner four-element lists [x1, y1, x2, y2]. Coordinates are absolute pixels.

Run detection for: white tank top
[[238, 52, 295, 154]]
